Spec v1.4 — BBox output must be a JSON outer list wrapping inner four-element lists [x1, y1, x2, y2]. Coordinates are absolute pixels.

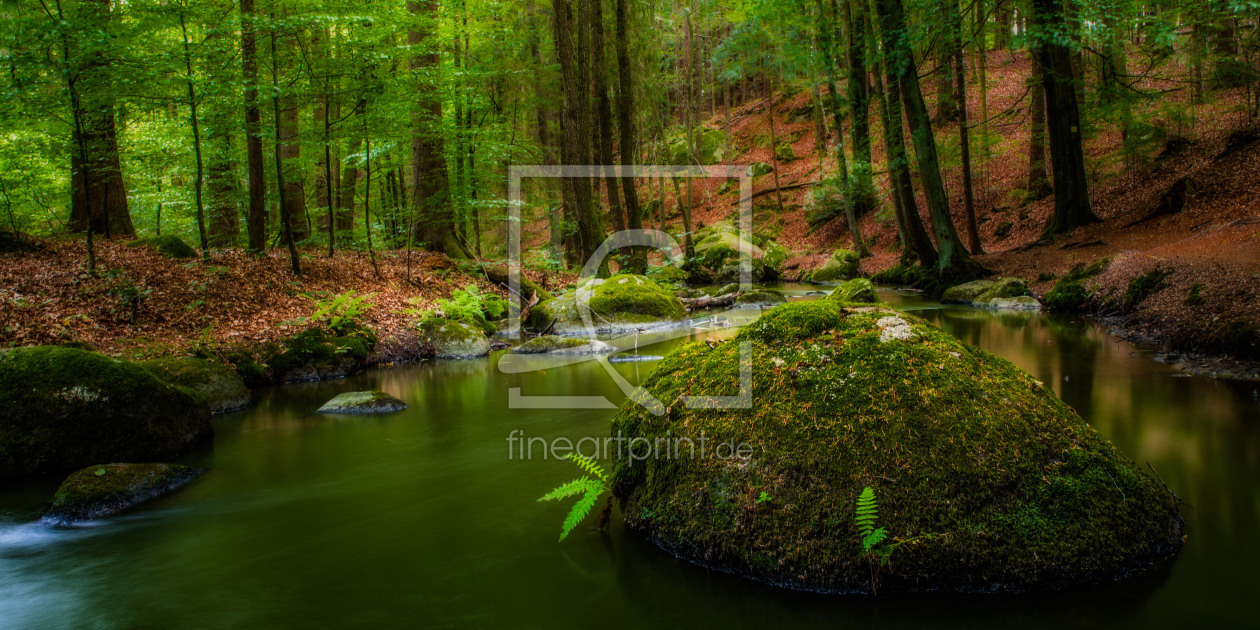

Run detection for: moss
[[45, 463, 203, 523], [1045, 280, 1091, 312], [748, 162, 773, 177], [528, 275, 686, 334], [611, 303, 1182, 594], [416, 317, 490, 358], [1124, 267, 1174, 312], [691, 224, 778, 283], [774, 143, 796, 163], [1183, 283, 1206, 307], [512, 335, 615, 354], [807, 249, 860, 283], [993, 221, 1013, 240], [827, 278, 880, 304], [315, 390, 407, 414], [126, 235, 197, 259], [647, 264, 688, 286], [735, 290, 787, 306], [143, 357, 250, 414], [267, 326, 376, 382], [0, 347, 211, 480]]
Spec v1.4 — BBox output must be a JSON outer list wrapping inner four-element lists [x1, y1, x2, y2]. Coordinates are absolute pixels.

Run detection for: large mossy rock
[[512, 335, 615, 355], [126, 235, 197, 259], [690, 223, 790, 284], [316, 391, 407, 414], [611, 302, 1182, 594], [804, 249, 860, 283], [0, 347, 212, 480], [417, 317, 491, 358], [734, 289, 787, 306], [44, 463, 204, 523], [528, 275, 686, 335], [827, 278, 880, 304], [646, 264, 688, 287], [943, 278, 1041, 310], [268, 327, 376, 382], [143, 357, 250, 414]]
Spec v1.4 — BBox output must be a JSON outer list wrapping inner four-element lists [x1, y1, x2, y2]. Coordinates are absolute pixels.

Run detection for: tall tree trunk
[[552, 0, 596, 262], [269, 13, 301, 275], [66, 0, 132, 238], [615, 0, 646, 273], [409, 0, 463, 256], [1025, 53, 1053, 202], [934, 9, 958, 125], [877, 0, 979, 278], [179, 12, 209, 257], [869, 0, 936, 266], [950, 2, 982, 253], [527, 0, 563, 264], [820, 0, 870, 256], [241, 0, 267, 253], [590, 0, 624, 234], [843, 0, 876, 215], [278, 70, 307, 243], [1033, 0, 1100, 235]]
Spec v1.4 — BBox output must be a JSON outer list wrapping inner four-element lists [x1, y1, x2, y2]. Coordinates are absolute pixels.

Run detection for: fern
[[539, 454, 612, 541], [304, 290, 377, 334], [855, 485, 939, 567]]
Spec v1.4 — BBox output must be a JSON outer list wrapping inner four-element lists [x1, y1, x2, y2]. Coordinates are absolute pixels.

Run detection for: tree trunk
[[1033, 0, 1100, 235], [950, 3, 982, 253], [241, 0, 267, 253], [820, 0, 870, 256], [409, 0, 463, 256], [844, 0, 876, 215], [1026, 53, 1053, 202], [179, 12, 209, 257], [877, 0, 978, 277], [615, 0, 646, 273], [591, 0, 624, 233], [269, 14, 300, 275]]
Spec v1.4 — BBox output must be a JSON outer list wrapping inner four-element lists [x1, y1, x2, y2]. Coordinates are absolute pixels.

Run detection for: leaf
[[566, 453, 607, 483], [538, 477, 600, 502], [559, 488, 602, 541]]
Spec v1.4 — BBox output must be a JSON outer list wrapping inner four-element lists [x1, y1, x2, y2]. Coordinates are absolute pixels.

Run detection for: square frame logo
[[503, 164, 756, 415]]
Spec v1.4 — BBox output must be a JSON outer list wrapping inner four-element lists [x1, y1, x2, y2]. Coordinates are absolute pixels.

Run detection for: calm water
[[1, 286, 1257, 629]]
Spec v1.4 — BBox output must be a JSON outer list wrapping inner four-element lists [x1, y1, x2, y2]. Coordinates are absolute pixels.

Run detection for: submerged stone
[[316, 391, 407, 414], [0, 346, 211, 480], [734, 289, 787, 306], [611, 301, 1183, 594], [512, 336, 616, 355], [528, 275, 687, 335], [943, 278, 1041, 310], [827, 278, 880, 304], [143, 357, 250, 414], [44, 463, 204, 523]]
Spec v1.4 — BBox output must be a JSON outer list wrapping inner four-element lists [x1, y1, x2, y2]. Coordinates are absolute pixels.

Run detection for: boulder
[[528, 275, 687, 335], [0, 346, 212, 480], [44, 463, 203, 523], [827, 278, 881, 304], [747, 162, 773, 177], [646, 264, 688, 287], [417, 317, 491, 359], [268, 326, 376, 382], [143, 357, 250, 414], [611, 301, 1183, 594], [804, 249, 860, 283], [943, 278, 1041, 310], [126, 235, 197, 259], [512, 336, 616, 355], [316, 391, 407, 414], [690, 223, 791, 284], [734, 289, 787, 306]]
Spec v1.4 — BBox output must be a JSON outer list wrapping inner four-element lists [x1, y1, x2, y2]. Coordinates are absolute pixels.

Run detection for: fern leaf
[[559, 488, 602, 541], [538, 477, 599, 502], [566, 453, 608, 484], [855, 486, 879, 537], [862, 527, 888, 552]]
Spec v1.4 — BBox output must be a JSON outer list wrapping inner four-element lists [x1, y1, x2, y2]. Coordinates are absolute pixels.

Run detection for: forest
[[0, 0, 1259, 626]]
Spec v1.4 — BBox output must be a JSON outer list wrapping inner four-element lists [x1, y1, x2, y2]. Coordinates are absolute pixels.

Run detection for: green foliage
[[1044, 258, 1111, 312], [1123, 267, 1174, 312], [855, 486, 888, 552], [102, 269, 153, 322], [539, 454, 610, 541], [305, 291, 377, 335], [1184, 283, 1206, 307], [430, 285, 505, 334], [127, 236, 197, 259]]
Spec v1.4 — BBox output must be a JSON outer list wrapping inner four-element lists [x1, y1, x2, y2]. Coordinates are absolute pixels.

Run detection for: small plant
[[102, 269, 153, 323], [1184, 283, 1206, 307], [538, 453, 612, 541], [854, 486, 937, 567], [429, 285, 507, 333], [756, 491, 772, 504], [304, 290, 377, 335], [1123, 267, 1174, 312]]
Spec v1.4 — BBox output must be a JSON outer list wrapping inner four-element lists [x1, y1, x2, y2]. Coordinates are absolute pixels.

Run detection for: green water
[[2, 287, 1258, 628]]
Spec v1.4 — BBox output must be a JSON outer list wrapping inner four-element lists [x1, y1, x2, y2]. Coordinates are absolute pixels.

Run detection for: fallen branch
[[680, 292, 740, 311]]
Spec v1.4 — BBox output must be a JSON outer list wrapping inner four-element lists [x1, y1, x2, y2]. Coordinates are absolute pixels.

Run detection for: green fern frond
[[862, 527, 888, 552], [538, 477, 601, 503], [566, 453, 608, 483], [855, 486, 879, 537], [559, 488, 603, 540]]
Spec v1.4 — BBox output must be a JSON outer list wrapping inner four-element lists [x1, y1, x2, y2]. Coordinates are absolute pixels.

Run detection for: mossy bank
[[610, 301, 1182, 594]]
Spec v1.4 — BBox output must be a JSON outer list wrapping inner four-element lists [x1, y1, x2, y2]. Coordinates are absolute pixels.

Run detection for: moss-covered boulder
[[734, 289, 787, 306], [417, 317, 490, 358], [528, 275, 687, 335], [827, 278, 880, 304], [804, 249, 860, 283], [690, 223, 792, 284], [646, 264, 689, 287], [143, 357, 250, 414], [316, 391, 407, 415], [44, 463, 203, 523], [611, 302, 1182, 594], [0, 347, 211, 480], [943, 278, 1040, 310], [268, 327, 376, 382], [748, 162, 774, 177], [126, 235, 198, 259], [512, 335, 615, 355]]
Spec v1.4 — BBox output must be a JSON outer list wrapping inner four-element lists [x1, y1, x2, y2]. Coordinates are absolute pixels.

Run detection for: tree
[[615, 0, 646, 272], [241, 0, 267, 253], [410, 0, 463, 257], [1032, 0, 1100, 235]]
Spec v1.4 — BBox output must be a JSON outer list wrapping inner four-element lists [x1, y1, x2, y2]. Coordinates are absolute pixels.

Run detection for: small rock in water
[[316, 390, 407, 415], [511, 335, 616, 355], [44, 463, 204, 524], [608, 353, 664, 363]]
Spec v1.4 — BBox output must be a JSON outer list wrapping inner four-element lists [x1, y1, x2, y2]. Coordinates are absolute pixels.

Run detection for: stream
[[1, 285, 1257, 628]]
